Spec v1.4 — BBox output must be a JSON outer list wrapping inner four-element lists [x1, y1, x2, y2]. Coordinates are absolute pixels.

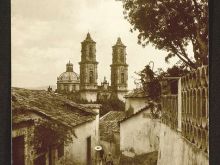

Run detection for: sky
[[12, 0, 181, 90]]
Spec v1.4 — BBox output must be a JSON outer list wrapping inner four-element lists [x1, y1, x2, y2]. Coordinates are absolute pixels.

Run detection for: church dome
[[58, 72, 79, 82], [57, 61, 80, 83]]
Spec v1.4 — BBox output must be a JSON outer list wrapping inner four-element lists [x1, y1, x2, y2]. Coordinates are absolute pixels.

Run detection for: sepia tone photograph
[[11, 0, 208, 165]]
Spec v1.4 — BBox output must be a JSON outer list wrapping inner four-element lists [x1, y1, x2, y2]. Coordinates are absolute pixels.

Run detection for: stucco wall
[[157, 124, 209, 165], [100, 133, 120, 158], [80, 91, 97, 102], [120, 111, 160, 157], [117, 91, 127, 102], [100, 140, 117, 157], [125, 97, 148, 113], [65, 119, 99, 165]]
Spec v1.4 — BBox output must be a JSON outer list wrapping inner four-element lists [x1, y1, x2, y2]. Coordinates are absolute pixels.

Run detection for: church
[[56, 33, 128, 102]]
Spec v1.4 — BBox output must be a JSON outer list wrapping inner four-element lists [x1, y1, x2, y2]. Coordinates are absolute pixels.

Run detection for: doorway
[[49, 146, 55, 165], [87, 136, 92, 165], [34, 154, 46, 165], [12, 135, 25, 165]]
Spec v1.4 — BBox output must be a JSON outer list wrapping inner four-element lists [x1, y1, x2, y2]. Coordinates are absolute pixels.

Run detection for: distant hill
[[14, 85, 57, 91]]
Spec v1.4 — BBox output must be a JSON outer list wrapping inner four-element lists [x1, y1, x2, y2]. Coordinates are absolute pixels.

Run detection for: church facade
[[56, 33, 128, 102]]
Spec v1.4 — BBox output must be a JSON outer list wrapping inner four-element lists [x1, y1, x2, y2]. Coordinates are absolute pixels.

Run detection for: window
[[120, 54, 124, 63], [121, 73, 125, 83], [89, 46, 93, 58], [120, 49, 124, 62], [64, 85, 68, 92], [57, 142, 64, 158], [89, 71, 93, 83]]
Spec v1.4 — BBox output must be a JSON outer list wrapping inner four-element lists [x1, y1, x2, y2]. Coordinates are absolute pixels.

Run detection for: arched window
[[120, 54, 124, 63], [89, 71, 93, 83], [89, 46, 93, 59], [121, 73, 125, 83], [119, 49, 124, 62]]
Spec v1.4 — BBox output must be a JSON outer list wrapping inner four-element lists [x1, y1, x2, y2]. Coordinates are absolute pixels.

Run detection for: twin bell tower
[[57, 33, 128, 102], [79, 33, 128, 102]]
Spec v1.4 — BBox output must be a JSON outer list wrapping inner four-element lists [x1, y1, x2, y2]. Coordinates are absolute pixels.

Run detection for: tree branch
[[170, 45, 196, 69]]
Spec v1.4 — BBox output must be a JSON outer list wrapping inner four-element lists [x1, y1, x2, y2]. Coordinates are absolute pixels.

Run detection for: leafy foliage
[[122, 0, 208, 68], [139, 65, 161, 101], [149, 101, 161, 119], [33, 119, 74, 153], [61, 92, 125, 117], [97, 98, 125, 116], [138, 64, 190, 100]]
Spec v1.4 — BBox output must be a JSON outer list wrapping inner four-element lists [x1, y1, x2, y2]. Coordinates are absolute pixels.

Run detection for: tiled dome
[[57, 61, 80, 82], [57, 71, 79, 82]]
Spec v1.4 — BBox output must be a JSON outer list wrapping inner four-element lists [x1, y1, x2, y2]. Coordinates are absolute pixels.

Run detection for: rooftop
[[113, 37, 126, 47], [124, 88, 148, 98], [119, 105, 150, 123], [100, 111, 125, 141], [12, 87, 97, 128], [82, 32, 95, 43]]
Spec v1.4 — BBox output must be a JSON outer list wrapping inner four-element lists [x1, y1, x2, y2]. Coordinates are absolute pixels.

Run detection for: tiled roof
[[124, 88, 148, 98], [13, 110, 36, 125], [100, 111, 125, 141], [12, 87, 96, 128], [119, 105, 150, 123]]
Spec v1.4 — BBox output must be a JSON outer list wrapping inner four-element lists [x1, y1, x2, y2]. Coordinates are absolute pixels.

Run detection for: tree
[[139, 65, 161, 101], [138, 64, 189, 100], [97, 98, 125, 116], [122, 0, 208, 68]]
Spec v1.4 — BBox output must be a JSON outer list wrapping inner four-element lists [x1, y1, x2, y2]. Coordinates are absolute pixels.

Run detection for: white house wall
[[120, 112, 160, 157], [157, 124, 208, 165], [65, 119, 98, 165]]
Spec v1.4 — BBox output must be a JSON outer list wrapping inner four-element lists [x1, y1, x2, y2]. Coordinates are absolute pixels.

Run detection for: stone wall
[[161, 95, 178, 131], [159, 65, 209, 164], [157, 124, 208, 165], [181, 65, 208, 152]]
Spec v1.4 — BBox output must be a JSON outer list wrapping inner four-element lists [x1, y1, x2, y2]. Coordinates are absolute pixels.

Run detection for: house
[[124, 88, 149, 114], [12, 87, 100, 165], [99, 111, 125, 159], [119, 106, 160, 164]]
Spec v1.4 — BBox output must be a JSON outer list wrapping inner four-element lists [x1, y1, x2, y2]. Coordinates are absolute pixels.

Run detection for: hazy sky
[[12, 0, 181, 90]]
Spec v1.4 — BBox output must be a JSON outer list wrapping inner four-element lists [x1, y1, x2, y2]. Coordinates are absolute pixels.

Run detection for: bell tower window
[[120, 54, 124, 63], [121, 72, 125, 84], [89, 71, 93, 83], [89, 46, 93, 59]]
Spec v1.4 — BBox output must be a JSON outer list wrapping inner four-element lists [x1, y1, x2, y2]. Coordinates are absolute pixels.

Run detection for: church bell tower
[[110, 37, 128, 101], [79, 33, 98, 102]]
